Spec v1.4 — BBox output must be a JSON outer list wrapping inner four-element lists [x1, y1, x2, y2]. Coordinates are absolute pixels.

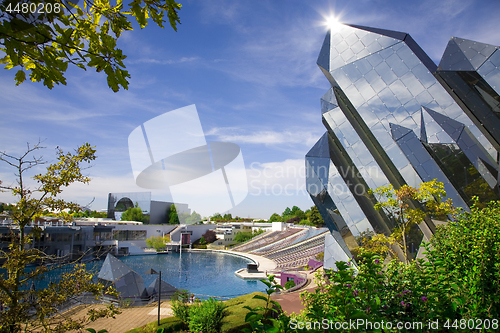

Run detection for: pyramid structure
[[146, 277, 178, 297], [98, 253, 147, 298]]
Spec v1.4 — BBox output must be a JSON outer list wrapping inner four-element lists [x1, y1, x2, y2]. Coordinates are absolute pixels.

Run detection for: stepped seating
[[265, 235, 325, 260], [231, 231, 281, 252], [249, 228, 304, 255], [250, 229, 308, 255], [275, 244, 325, 269]]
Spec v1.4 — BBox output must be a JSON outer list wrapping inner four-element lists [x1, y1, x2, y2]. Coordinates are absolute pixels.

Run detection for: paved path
[[67, 302, 173, 333]]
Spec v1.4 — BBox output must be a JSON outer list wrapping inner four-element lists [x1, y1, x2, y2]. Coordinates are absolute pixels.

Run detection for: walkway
[[67, 302, 173, 333]]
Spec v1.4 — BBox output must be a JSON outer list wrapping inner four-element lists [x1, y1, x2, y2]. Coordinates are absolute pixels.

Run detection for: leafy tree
[[120, 203, 144, 222], [201, 229, 216, 244], [223, 213, 232, 221], [145, 235, 170, 251], [350, 229, 396, 262], [0, 142, 118, 333], [370, 180, 455, 264], [0, 0, 181, 91], [199, 236, 206, 245], [268, 213, 282, 222], [211, 212, 222, 221], [429, 199, 500, 318], [307, 206, 324, 227], [185, 210, 202, 224], [168, 204, 179, 224], [281, 207, 291, 219]]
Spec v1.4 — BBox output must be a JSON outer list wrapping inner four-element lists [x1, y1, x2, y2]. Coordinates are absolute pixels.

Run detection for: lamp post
[[146, 268, 162, 326]]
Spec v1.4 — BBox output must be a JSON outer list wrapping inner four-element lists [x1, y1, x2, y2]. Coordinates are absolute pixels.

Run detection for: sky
[[1, 0, 500, 219]]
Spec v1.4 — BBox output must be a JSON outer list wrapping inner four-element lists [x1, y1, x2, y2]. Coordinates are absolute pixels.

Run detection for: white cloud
[[130, 57, 200, 65], [206, 127, 322, 147]]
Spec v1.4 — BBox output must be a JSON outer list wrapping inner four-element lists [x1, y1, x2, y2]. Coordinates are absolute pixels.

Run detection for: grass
[[124, 291, 268, 333]]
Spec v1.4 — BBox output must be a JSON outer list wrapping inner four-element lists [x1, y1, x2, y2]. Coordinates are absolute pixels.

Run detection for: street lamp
[[146, 268, 162, 326]]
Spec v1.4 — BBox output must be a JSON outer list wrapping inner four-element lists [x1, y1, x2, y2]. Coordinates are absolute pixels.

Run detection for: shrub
[[171, 301, 190, 329], [188, 298, 227, 333], [284, 280, 296, 290]]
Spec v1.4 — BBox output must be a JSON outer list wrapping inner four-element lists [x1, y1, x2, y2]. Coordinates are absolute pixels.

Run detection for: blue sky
[[1, 0, 500, 219]]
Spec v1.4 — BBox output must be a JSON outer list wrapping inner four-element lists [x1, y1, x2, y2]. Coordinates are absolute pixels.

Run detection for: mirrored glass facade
[[308, 24, 500, 268]]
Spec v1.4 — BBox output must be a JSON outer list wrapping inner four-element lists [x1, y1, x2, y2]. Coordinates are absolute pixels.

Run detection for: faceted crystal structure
[[308, 24, 500, 269]]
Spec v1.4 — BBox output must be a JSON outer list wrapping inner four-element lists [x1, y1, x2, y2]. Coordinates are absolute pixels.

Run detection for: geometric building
[[306, 24, 500, 269], [107, 192, 190, 224], [97, 253, 148, 299]]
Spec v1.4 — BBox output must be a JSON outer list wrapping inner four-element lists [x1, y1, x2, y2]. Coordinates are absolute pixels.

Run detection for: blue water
[[18, 252, 265, 298]]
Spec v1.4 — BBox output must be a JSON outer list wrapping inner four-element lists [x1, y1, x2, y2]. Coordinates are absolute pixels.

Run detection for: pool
[[27, 251, 266, 298]]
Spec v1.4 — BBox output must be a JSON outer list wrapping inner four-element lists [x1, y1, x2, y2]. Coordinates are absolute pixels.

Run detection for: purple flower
[[379, 281, 383, 285], [382, 305, 388, 309], [402, 290, 411, 294], [353, 290, 359, 297], [421, 296, 428, 302], [401, 301, 405, 306], [377, 272, 383, 275], [396, 293, 402, 297], [345, 283, 352, 288], [374, 259, 380, 264]]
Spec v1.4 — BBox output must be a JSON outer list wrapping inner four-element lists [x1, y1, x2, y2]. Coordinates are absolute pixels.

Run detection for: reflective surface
[[308, 24, 500, 265]]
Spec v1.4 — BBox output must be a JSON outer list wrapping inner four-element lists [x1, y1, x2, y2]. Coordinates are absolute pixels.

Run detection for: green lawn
[[125, 291, 268, 333]]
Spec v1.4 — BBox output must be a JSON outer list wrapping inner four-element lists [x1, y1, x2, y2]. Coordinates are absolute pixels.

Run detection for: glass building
[[307, 24, 500, 269]]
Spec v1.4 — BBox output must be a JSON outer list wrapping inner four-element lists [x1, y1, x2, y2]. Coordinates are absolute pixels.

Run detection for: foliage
[[429, 199, 500, 318], [242, 275, 291, 333], [315, 252, 324, 262], [145, 235, 170, 251], [171, 300, 190, 330], [167, 204, 179, 224], [0, 142, 119, 333], [269, 213, 282, 222], [71, 210, 107, 218], [120, 203, 145, 222], [284, 280, 295, 290], [350, 229, 396, 262], [202, 229, 216, 244], [178, 210, 202, 224], [199, 236, 206, 245], [188, 297, 227, 333], [306, 206, 324, 227], [0, 0, 181, 92], [233, 229, 265, 244], [370, 180, 455, 264]]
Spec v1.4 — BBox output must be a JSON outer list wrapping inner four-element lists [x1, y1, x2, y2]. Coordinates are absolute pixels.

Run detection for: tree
[[201, 229, 216, 244], [0, 142, 118, 333], [268, 213, 281, 222], [168, 204, 179, 224], [185, 210, 201, 224], [120, 203, 144, 222], [145, 235, 170, 251], [369, 180, 455, 264], [307, 206, 324, 227], [211, 212, 222, 221], [0, 0, 181, 91]]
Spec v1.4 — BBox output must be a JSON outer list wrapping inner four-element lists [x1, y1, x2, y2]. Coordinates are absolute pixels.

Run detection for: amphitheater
[[231, 226, 327, 270]]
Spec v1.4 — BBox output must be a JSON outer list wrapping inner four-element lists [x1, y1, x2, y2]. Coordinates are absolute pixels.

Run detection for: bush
[[284, 280, 296, 290], [188, 298, 227, 333], [171, 301, 190, 329]]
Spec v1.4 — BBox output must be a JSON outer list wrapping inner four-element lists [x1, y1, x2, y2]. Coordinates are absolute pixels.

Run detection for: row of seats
[[250, 229, 308, 255], [276, 244, 325, 269]]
